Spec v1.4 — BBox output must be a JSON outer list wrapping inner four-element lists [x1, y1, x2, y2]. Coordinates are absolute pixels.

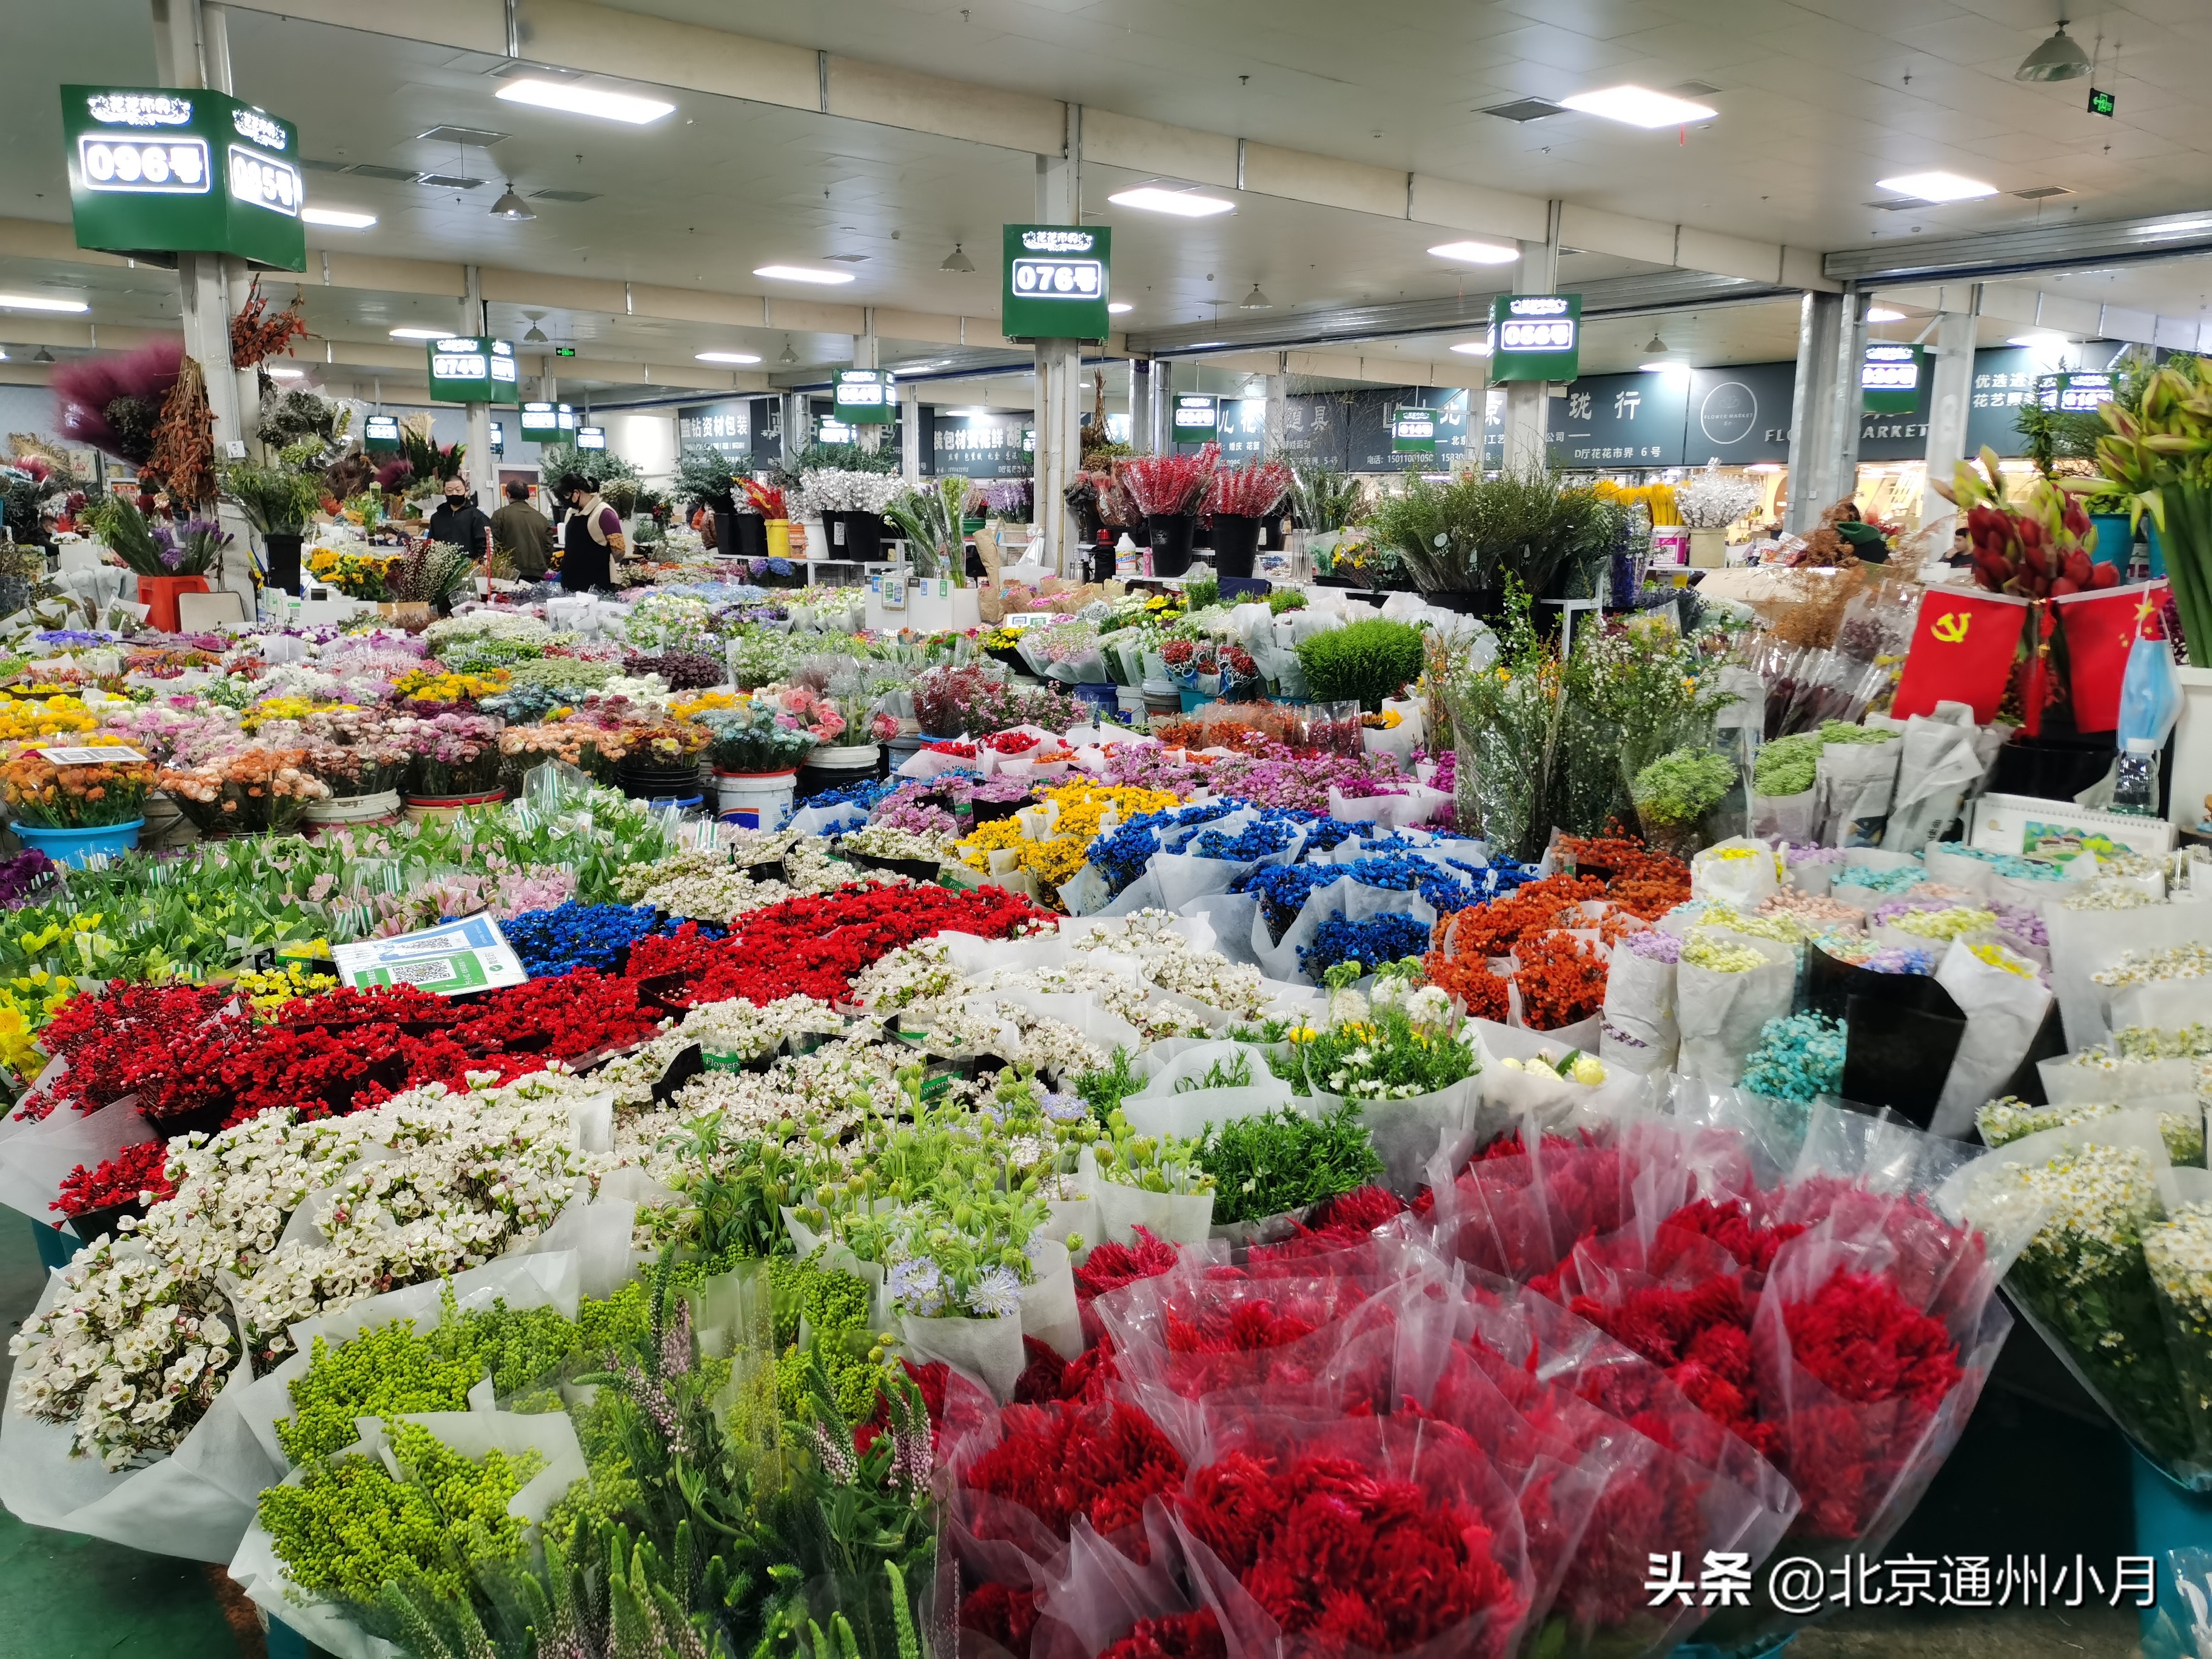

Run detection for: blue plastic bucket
[[2147, 519, 2171, 580], [1072, 682, 1119, 717], [11, 818, 143, 868], [2133, 1449, 2212, 1627], [1177, 689, 1216, 714], [2089, 513, 2136, 579]]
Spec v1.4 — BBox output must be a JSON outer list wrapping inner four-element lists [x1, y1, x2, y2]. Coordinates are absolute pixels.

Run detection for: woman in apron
[[555, 472, 625, 591]]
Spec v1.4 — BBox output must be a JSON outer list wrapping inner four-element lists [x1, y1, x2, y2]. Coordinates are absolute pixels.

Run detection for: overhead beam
[[213, 0, 1835, 292], [1826, 207, 2212, 287]]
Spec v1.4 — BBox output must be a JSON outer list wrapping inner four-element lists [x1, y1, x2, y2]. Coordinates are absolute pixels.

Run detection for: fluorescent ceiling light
[[695, 350, 762, 364], [0, 293, 89, 313], [1640, 361, 1692, 375], [1558, 84, 1717, 129], [1427, 239, 1519, 265], [1866, 306, 1906, 322], [495, 78, 674, 126], [752, 264, 856, 284], [2008, 332, 2073, 348], [301, 207, 377, 229], [1876, 170, 1997, 203], [389, 327, 447, 340], [1107, 302, 1133, 314], [951, 407, 991, 417], [1107, 186, 1235, 218], [1745, 462, 1783, 472], [1449, 341, 1493, 357], [267, 365, 306, 380]]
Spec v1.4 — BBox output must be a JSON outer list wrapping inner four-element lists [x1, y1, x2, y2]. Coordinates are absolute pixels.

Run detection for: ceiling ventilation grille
[[1480, 98, 1564, 122]]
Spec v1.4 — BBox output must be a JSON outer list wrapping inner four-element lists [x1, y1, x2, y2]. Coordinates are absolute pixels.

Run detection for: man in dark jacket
[[426, 477, 494, 561], [489, 480, 555, 580]]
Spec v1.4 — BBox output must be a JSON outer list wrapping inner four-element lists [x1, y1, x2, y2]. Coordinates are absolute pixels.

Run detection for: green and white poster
[[331, 914, 528, 994]]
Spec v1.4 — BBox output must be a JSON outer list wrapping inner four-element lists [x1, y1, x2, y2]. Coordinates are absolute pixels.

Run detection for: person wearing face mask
[[426, 477, 495, 562], [555, 472, 627, 592]]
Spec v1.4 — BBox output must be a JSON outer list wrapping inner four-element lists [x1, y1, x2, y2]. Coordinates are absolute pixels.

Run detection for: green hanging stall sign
[[62, 85, 306, 270], [1489, 293, 1581, 383], [1860, 343, 1925, 415], [1392, 406, 1438, 453], [1001, 224, 1112, 343]]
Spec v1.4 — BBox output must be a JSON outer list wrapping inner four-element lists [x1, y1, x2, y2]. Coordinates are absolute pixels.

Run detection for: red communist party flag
[[2055, 580, 2171, 734], [1891, 587, 2031, 722]]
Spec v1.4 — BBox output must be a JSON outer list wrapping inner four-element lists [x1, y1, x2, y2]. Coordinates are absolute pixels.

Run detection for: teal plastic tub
[[2088, 512, 2137, 578], [10, 818, 143, 867], [2147, 519, 2171, 580]]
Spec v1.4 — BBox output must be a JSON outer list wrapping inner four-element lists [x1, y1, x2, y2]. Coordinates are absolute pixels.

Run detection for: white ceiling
[[7, 0, 2212, 411]]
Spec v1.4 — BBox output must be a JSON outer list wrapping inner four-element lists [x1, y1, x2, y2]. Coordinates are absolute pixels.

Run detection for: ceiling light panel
[[301, 207, 377, 228], [495, 78, 675, 125], [1107, 186, 1235, 217], [1876, 171, 1998, 203], [1558, 85, 1717, 128], [753, 265, 856, 284], [1428, 240, 1519, 265]]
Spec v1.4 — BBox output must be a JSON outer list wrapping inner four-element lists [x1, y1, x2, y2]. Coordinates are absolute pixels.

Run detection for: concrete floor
[[0, 1219, 2158, 1659]]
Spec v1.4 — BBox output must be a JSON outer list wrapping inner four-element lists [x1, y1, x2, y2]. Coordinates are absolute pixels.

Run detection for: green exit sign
[[554, 346, 577, 358], [2088, 85, 2116, 116]]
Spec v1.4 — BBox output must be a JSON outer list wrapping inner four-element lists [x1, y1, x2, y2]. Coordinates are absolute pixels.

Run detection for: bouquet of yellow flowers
[[395, 668, 512, 710], [306, 546, 403, 599], [0, 695, 99, 743]]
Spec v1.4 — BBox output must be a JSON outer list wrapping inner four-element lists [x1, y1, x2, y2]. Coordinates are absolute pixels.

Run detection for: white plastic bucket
[[306, 789, 401, 825], [715, 769, 799, 830]]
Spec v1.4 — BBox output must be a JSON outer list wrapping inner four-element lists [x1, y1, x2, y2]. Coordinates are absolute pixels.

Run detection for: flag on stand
[[2054, 580, 2171, 733], [1891, 588, 2031, 722]]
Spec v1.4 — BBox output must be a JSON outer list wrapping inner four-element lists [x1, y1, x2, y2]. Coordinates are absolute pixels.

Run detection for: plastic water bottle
[[2113, 736, 2159, 817]]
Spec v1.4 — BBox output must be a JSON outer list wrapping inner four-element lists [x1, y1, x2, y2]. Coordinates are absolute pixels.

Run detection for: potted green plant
[[1371, 468, 1612, 616], [1292, 617, 1427, 712], [222, 454, 323, 594]]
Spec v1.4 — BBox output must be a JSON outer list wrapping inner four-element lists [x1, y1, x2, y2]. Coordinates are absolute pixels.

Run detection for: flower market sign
[[62, 85, 306, 270], [1001, 224, 1112, 342], [1489, 293, 1581, 383], [425, 335, 521, 405], [330, 914, 528, 994]]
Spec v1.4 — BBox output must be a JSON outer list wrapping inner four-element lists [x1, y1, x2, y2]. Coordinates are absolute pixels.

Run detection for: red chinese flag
[[1891, 588, 2030, 722], [2057, 581, 2171, 733]]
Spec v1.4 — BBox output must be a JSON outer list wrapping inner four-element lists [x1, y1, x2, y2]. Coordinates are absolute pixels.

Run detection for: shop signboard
[[1218, 397, 1265, 460], [362, 413, 402, 454], [677, 398, 780, 465], [1684, 363, 1795, 465], [1277, 394, 1350, 471], [931, 412, 1031, 480], [62, 85, 306, 269], [1353, 389, 1473, 472], [1549, 370, 1691, 468], [1001, 224, 1112, 342], [1962, 344, 2123, 458], [1489, 293, 1581, 383], [1392, 406, 1437, 454], [575, 426, 606, 450], [1862, 343, 1925, 415], [424, 335, 520, 404], [834, 369, 895, 426], [521, 401, 576, 437]]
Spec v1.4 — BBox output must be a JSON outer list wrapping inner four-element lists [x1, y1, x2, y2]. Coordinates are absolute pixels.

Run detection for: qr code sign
[[388, 957, 457, 985]]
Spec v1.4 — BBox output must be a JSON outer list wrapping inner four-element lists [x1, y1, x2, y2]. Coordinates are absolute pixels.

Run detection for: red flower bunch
[[227, 1023, 409, 1124], [961, 1398, 1188, 1546], [960, 1584, 1041, 1658], [447, 970, 660, 1060], [1510, 931, 1609, 1030], [985, 730, 1042, 755], [1205, 458, 1293, 520], [1099, 1610, 1224, 1659], [739, 477, 786, 519], [655, 882, 1050, 1007], [1423, 949, 1510, 1022], [1117, 444, 1218, 518], [1437, 875, 1606, 960], [927, 740, 980, 759], [17, 982, 243, 1123], [1246, 1187, 1408, 1266], [52, 1141, 175, 1216], [1178, 1441, 1524, 1658]]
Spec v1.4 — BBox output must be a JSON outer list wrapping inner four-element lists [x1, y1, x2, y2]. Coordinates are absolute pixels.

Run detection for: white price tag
[[35, 745, 148, 765]]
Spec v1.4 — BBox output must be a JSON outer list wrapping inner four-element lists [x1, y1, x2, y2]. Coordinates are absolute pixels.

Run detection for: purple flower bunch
[[0, 848, 58, 908], [150, 516, 230, 575]]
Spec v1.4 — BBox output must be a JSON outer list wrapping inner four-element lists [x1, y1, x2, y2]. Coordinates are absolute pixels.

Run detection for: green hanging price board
[[834, 369, 896, 426], [1002, 224, 1112, 343], [1392, 406, 1438, 453], [62, 85, 306, 270], [425, 335, 520, 405], [1860, 343, 1925, 415], [1489, 293, 1581, 383]]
